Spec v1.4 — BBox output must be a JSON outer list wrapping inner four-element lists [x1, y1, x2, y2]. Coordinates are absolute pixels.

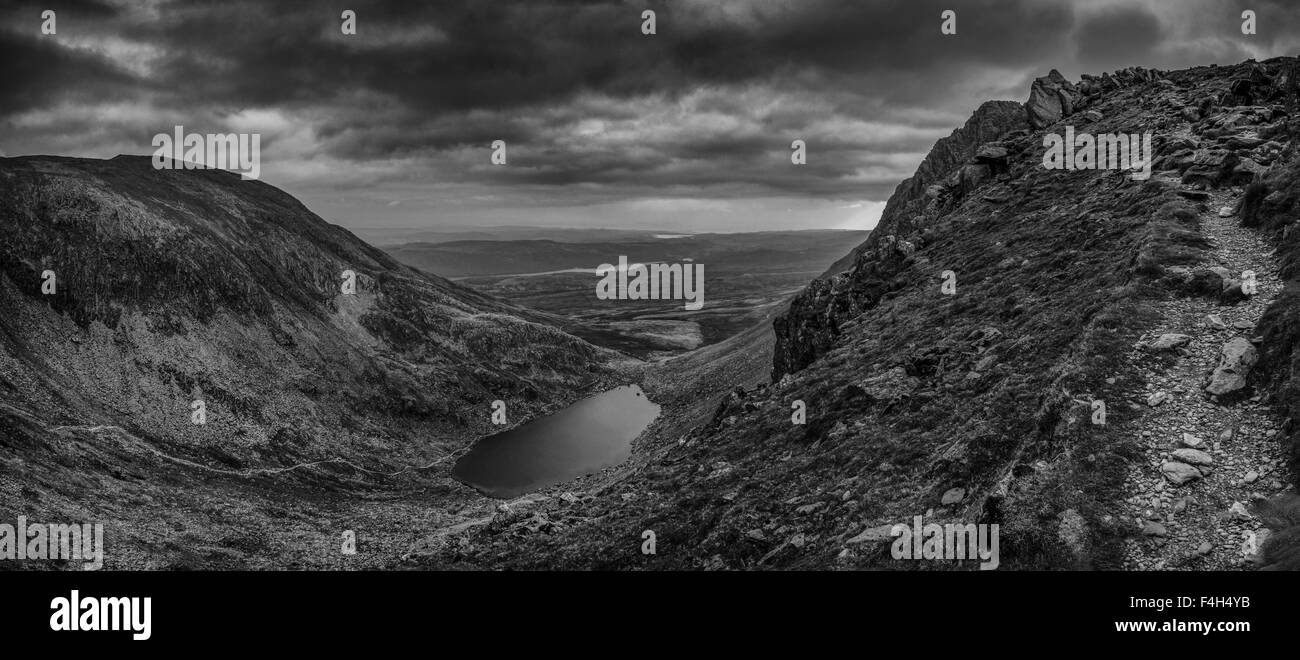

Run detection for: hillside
[[411, 57, 1300, 570], [0, 155, 623, 568]]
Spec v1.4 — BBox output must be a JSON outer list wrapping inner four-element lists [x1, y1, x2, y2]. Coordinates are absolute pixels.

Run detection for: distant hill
[[385, 230, 870, 278], [355, 225, 668, 248]]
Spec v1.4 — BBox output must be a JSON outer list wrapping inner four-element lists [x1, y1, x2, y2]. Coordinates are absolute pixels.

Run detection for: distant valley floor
[[383, 229, 868, 357]]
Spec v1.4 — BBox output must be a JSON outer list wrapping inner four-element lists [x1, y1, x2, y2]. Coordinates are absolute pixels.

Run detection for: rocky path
[[42, 418, 459, 479], [1122, 185, 1290, 570]]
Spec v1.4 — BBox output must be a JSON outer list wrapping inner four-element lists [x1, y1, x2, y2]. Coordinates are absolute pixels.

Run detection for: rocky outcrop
[[1205, 337, 1259, 396], [766, 59, 1237, 380], [879, 100, 1028, 230], [773, 100, 1027, 379], [1026, 69, 1078, 128]]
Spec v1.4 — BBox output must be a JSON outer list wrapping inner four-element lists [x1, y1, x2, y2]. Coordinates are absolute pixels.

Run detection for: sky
[[2, 0, 1299, 233]]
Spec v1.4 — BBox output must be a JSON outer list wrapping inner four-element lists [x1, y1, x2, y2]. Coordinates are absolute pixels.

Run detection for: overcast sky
[[3, 0, 1299, 233]]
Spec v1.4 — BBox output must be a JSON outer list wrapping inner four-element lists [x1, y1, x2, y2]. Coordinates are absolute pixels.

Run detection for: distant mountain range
[[385, 230, 870, 278], [355, 226, 673, 248]]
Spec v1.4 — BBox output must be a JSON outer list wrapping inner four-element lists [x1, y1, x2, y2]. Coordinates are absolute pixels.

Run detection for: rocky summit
[[419, 57, 1300, 571]]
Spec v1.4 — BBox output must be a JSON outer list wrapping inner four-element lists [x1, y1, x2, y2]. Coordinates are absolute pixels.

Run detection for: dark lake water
[[452, 384, 661, 499]]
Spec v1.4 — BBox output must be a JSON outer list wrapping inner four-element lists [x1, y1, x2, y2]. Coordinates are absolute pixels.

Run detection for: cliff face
[[773, 99, 1028, 379], [770, 63, 1258, 381]]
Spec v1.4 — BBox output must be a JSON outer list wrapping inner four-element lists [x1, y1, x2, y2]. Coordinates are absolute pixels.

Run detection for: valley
[[4, 56, 1300, 574], [385, 229, 867, 357]]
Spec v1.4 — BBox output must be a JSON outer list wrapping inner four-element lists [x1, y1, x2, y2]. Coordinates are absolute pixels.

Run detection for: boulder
[[1229, 157, 1268, 184], [1146, 333, 1191, 351], [1171, 448, 1214, 466], [1220, 278, 1250, 305], [1243, 528, 1272, 564], [975, 143, 1009, 161], [1226, 63, 1275, 105], [974, 142, 1010, 176], [1181, 149, 1238, 187], [1026, 69, 1077, 128], [1182, 268, 1226, 296], [1204, 337, 1258, 395], [1162, 461, 1203, 485]]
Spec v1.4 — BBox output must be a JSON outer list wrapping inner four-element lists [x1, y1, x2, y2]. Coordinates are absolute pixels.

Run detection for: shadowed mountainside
[[0, 155, 624, 568]]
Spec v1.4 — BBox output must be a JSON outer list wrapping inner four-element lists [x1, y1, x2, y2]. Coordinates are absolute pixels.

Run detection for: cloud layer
[[2, 0, 1297, 230]]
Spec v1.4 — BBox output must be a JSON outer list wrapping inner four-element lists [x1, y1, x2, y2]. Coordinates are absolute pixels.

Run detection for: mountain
[[413, 57, 1300, 570], [0, 155, 621, 568]]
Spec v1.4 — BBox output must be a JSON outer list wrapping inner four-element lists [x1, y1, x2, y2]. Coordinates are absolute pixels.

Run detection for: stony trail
[[1123, 185, 1290, 570]]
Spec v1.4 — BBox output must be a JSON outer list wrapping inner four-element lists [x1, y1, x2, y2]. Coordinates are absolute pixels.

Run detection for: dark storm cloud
[[2, 0, 1299, 211], [0, 22, 137, 113], [84, 0, 1069, 115], [1074, 4, 1164, 73]]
